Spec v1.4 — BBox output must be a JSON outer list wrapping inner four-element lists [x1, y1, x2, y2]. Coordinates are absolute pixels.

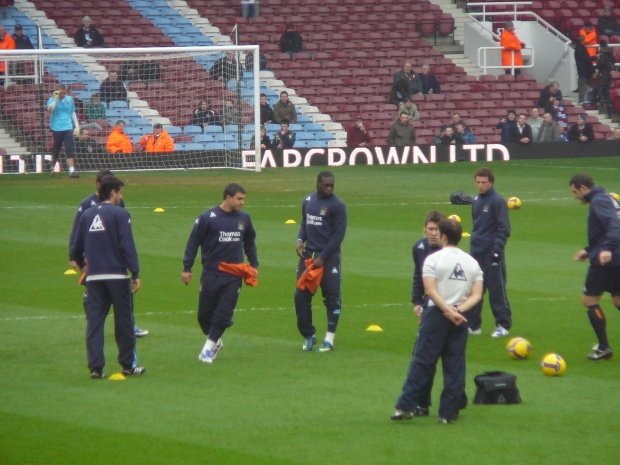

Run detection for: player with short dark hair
[[295, 171, 347, 352], [47, 84, 80, 177], [392, 218, 483, 423], [569, 173, 620, 360], [182, 183, 259, 364], [468, 167, 512, 337], [70, 175, 144, 379], [69, 169, 149, 338]]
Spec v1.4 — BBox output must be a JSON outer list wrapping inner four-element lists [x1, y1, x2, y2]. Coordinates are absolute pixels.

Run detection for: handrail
[[477, 46, 535, 74]]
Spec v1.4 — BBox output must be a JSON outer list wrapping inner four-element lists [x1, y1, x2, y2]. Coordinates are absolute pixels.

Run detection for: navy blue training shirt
[[584, 187, 620, 266], [70, 202, 139, 280], [297, 192, 347, 259], [412, 237, 441, 305], [183, 206, 258, 275], [470, 187, 511, 255]]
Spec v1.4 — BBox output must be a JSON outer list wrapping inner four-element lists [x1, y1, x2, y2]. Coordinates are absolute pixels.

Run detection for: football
[[610, 192, 620, 203], [507, 196, 522, 210], [448, 214, 462, 223], [506, 337, 532, 360], [541, 353, 567, 376]]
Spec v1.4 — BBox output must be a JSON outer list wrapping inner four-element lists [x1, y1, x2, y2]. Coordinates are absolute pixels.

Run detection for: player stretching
[[295, 171, 347, 352], [182, 183, 258, 364], [569, 173, 620, 360]]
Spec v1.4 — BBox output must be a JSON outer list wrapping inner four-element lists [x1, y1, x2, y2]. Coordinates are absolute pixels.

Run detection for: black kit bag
[[473, 371, 522, 404], [450, 191, 474, 205]]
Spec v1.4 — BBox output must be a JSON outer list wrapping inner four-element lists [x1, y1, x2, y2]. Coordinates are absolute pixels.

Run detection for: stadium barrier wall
[[1, 142, 618, 174]]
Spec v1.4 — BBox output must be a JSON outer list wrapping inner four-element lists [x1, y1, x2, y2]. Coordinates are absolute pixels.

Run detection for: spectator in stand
[[435, 126, 456, 145], [273, 91, 297, 124], [191, 99, 219, 131], [419, 64, 441, 95], [526, 107, 544, 141], [74, 16, 104, 48], [251, 125, 272, 150], [272, 119, 296, 149], [536, 112, 563, 142], [454, 123, 476, 144], [575, 35, 596, 104], [608, 127, 620, 140], [448, 112, 467, 132], [578, 22, 598, 60], [75, 128, 104, 156], [346, 116, 372, 148], [598, 7, 620, 37], [12, 24, 32, 49], [397, 97, 421, 122], [596, 41, 614, 109], [547, 97, 568, 133], [388, 112, 416, 147], [220, 99, 239, 127], [537, 81, 562, 109], [496, 109, 517, 143], [568, 114, 594, 142], [512, 113, 533, 144], [11, 24, 32, 77], [210, 51, 239, 81], [139, 123, 175, 153], [500, 21, 524, 76], [260, 93, 274, 125], [107, 120, 133, 154], [86, 93, 106, 123], [99, 71, 127, 105], [0, 25, 15, 80], [280, 23, 310, 58], [390, 62, 422, 105]]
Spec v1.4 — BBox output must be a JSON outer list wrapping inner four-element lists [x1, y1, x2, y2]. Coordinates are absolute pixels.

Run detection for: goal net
[[0, 45, 261, 174]]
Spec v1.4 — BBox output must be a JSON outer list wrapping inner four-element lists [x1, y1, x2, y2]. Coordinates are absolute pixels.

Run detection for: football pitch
[[1, 158, 619, 465]]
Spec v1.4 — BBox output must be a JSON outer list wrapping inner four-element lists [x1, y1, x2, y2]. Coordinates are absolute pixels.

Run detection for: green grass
[[1, 159, 619, 465]]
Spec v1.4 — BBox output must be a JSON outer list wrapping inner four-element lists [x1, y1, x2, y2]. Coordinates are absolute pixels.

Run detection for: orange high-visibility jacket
[[500, 29, 524, 67], [579, 27, 598, 58], [106, 127, 133, 154], [0, 33, 16, 73], [139, 130, 175, 153]]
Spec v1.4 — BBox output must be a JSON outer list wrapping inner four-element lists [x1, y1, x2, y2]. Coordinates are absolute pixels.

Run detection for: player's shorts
[[583, 265, 620, 296]]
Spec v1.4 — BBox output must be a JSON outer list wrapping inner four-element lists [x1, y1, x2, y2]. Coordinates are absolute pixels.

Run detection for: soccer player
[[569, 173, 620, 360], [295, 171, 347, 352], [468, 167, 512, 337], [182, 183, 259, 364], [47, 84, 80, 178], [68, 169, 148, 338], [70, 175, 145, 378], [392, 219, 483, 423]]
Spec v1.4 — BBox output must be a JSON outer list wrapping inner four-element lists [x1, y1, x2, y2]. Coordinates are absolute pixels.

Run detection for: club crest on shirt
[[237, 221, 245, 231], [482, 204, 489, 213], [449, 263, 467, 281], [320, 207, 328, 216]]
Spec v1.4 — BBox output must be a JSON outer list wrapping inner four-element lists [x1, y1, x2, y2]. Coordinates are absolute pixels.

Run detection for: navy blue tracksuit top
[[584, 187, 620, 266], [412, 238, 441, 305], [470, 187, 511, 255], [70, 202, 139, 279], [183, 206, 258, 275], [297, 192, 347, 260]]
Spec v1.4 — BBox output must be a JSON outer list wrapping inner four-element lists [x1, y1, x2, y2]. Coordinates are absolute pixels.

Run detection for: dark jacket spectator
[[75, 129, 105, 156], [74, 16, 104, 48], [210, 52, 239, 81], [251, 127, 272, 150], [99, 71, 127, 104], [390, 63, 422, 105], [598, 7, 620, 36], [12, 24, 33, 49], [280, 24, 303, 53], [568, 115, 594, 142], [512, 117, 533, 144], [419, 64, 440, 94], [596, 44, 614, 104], [272, 120, 296, 149], [496, 111, 517, 143], [537, 81, 562, 108], [191, 100, 219, 130], [259, 94, 274, 124]]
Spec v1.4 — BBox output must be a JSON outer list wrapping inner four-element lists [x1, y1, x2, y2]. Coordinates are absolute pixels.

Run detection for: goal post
[[0, 45, 261, 174]]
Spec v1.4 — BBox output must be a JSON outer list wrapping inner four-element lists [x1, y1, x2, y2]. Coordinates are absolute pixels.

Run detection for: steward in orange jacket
[[106, 120, 133, 154], [0, 26, 16, 74], [500, 21, 523, 74], [139, 124, 174, 153], [579, 23, 598, 59]]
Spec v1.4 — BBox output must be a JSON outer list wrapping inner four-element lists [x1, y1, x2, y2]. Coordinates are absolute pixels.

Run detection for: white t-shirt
[[422, 246, 483, 307]]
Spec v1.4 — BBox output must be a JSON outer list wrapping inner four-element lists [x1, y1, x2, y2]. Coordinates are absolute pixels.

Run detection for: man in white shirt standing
[[392, 218, 483, 424]]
